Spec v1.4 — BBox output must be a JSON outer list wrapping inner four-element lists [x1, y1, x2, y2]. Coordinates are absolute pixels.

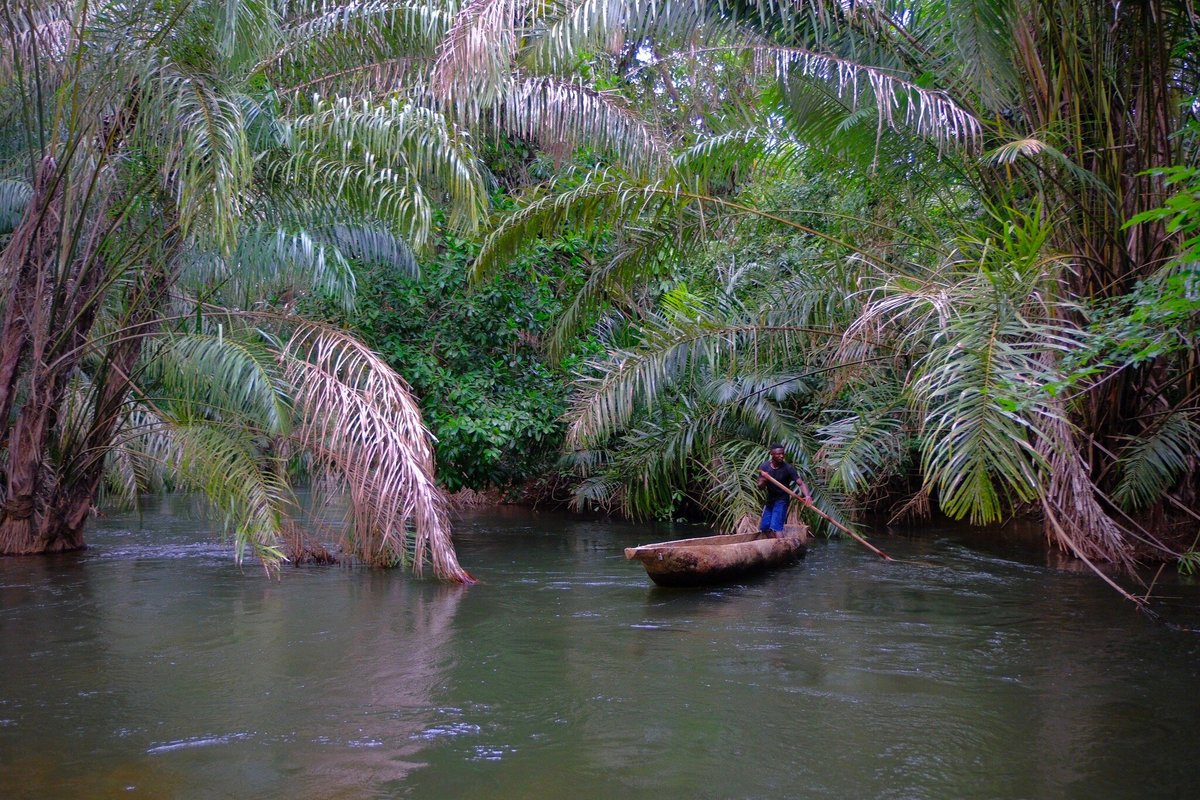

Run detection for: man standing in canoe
[[757, 444, 812, 538]]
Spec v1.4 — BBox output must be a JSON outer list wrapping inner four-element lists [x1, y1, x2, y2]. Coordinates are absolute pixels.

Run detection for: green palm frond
[[703, 437, 777, 529], [565, 312, 816, 450], [670, 44, 982, 150], [926, 0, 1017, 110], [0, 178, 32, 235], [329, 222, 418, 274], [849, 207, 1083, 524], [210, 0, 281, 68], [911, 304, 1059, 523], [770, 70, 894, 161], [1113, 411, 1200, 511], [546, 209, 709, 358], [257, 0, 456, 81], [527, 0, 711, 71], [983, 135, 1118, 203], [181, 226, 359, 311], [103, 406, 176, 501], [817, 409, 904, 495], [673, 125, 808, 185], [146, 68, 254, 246], [280, 56, 426, 97], [167, 421, 292, 566], [152, 331, 290, 436], [984, 136, 1049, 164], [273, 97, 486, 243], [472, 169, 682, 280], [474, 166, 892, 288]]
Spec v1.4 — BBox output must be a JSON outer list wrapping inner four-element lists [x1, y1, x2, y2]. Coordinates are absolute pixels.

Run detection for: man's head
[[768, 444, 786, 466]]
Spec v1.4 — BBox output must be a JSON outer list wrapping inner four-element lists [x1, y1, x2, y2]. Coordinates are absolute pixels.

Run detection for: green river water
[[2, 500, 1199, 799]]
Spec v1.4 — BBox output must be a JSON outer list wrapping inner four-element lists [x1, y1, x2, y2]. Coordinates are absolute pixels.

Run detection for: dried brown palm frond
[[733, 513, 759, 536], [282, 323, 473, 582], [0, 1, 73, 80], [888, 487, 930, 526], [1037, 411, 1135, 570], [447, 486, 503, 507]]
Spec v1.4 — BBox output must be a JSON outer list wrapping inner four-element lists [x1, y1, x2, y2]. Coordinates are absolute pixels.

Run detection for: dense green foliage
[[337, 230, 598, 492]]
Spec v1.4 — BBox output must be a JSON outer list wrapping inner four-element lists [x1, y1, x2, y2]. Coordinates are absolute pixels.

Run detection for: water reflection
[[0, 505, 469, 799], [2, 505, 1199, 799]]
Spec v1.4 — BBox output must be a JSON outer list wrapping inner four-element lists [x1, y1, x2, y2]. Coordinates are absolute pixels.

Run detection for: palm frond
[[676, 44, 983, 150], [1038, 411, 1134, 568], [931, 0, 1017, 110], [181, 226, 359, 311], [282, 323, 472, 581], [856, 210, 1080, 524], [102, 406, 176, 501], [473, 170, 714, 281], [673, 125, 808, 185], [1113, 411, 1200, 511], [146, 67, 253, 247], [816, 410, 904, 495], [329, 222, 418, 274], [273, 97, 486, 243], [910, 302, 1062, 523], [152, 331, 290, 436], [0, 1, 73, 81], [256, 0, 455, 81], [0, 178, 32, 235], [166, 421, 292, 567], [546, 212, 708, 358], [565, 313, 815, 450], [985, 136, 1049, 164], [212, 0, 281, 68], [431, 0, 525, 108], [527, 0, 711, 71], [498, 75, 672, 172], [983, 136, 1117, 201], [279, 56, 425, 98]]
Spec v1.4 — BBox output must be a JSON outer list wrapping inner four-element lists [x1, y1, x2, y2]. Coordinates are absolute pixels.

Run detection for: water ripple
[[146, 731, 253, 754]]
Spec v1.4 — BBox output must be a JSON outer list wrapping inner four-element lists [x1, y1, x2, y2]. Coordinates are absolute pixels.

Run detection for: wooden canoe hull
[[624, 529, 807, 587]]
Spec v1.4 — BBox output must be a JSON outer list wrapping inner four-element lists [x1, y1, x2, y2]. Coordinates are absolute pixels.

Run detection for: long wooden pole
[[760, 470, 893, 561]]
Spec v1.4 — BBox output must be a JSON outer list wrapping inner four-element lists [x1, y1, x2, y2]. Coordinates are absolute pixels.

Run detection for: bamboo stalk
[[759, 470, 893, 561]]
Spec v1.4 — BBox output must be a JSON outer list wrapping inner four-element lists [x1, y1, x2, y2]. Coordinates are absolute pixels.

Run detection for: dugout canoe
[[624, 527, 807, 587]]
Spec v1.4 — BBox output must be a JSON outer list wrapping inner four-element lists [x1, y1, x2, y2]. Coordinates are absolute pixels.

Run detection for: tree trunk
[[0, 150, 161, 556]]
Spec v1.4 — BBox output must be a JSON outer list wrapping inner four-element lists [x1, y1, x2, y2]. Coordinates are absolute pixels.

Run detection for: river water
[[2, 500, 1199, 799]]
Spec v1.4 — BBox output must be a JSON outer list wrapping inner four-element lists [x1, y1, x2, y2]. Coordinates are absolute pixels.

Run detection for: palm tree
[[449, 0, 1200, 569], [0, 0, 484, 580]]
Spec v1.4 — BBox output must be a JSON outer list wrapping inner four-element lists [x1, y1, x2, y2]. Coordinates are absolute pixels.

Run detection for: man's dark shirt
[[759, 461, 799, 502]]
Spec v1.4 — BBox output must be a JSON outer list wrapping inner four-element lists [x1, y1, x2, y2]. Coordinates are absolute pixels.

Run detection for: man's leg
[[759, 502, 774, 534], [768, 498, 788, 535]]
